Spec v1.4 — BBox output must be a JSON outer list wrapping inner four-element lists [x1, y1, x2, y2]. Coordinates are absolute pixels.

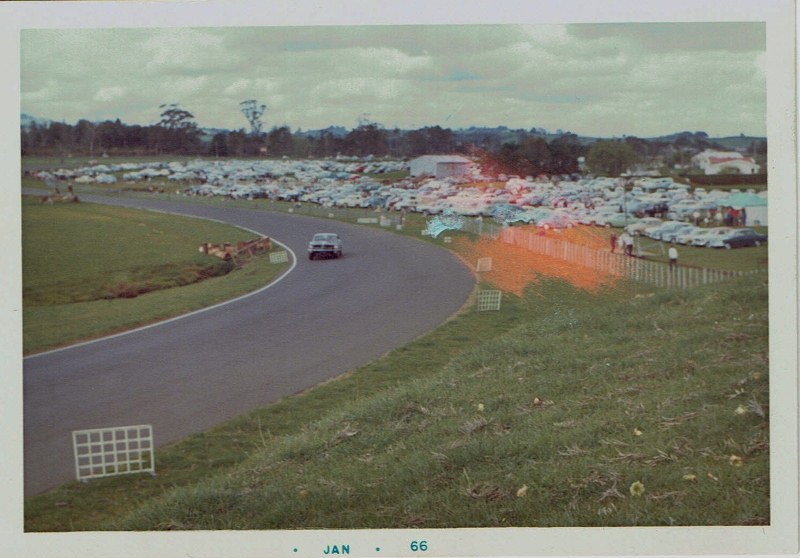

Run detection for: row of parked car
[[31, 158, 766, 249], [625, 218, 767, 249]]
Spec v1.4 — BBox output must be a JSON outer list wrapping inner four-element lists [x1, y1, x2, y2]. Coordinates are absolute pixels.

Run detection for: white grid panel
[[476, 257, 493, 272], [269, 250, 289, 264], [443, 236, 452, 243], [476, 290, 502, 312], [72, 424, 155, 482]]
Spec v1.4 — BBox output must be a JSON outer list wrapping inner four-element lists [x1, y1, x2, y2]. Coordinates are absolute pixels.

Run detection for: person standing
[[622, 231, 634, 256], [610, 232, 618, 253], [668, 245, 678, 269]]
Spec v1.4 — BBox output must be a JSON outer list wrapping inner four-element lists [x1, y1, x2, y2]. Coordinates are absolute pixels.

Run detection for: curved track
[[23, 195, 475, 496]]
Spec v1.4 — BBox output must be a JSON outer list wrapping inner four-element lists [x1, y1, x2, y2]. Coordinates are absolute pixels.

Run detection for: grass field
[[24, 274, 769, 530], [22, 196, 290, 353]]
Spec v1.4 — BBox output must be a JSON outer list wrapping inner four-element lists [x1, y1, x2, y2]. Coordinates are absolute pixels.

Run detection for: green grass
[[22, 196, 290, 353], [25, 274, 769, 530]]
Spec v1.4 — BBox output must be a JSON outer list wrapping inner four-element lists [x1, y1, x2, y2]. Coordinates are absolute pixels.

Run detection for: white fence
[[497, 226, 760, 289], [72, 424, 155, 482]]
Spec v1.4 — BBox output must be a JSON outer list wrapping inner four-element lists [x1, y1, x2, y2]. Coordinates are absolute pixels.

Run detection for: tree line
[[21, 104, 766, 178]]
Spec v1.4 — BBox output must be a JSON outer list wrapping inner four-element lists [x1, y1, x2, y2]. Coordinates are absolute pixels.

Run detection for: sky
[[20, 21, 766, 139]]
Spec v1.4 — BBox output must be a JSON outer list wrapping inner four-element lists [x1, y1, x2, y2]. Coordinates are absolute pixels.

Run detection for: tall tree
[[240, 100, 267, 136], [157, 103, 201, 153]]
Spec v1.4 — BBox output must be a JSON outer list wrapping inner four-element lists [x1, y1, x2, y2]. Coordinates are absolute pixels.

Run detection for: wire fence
[[496, 226, 763, 289]]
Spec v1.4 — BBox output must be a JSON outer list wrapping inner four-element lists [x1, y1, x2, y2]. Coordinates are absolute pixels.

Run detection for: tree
[[548, 133, 583, 175], [585, 140, 638, 177], [267, 126, 294, 157], [240, 100, 267, 136], [74, 119, 96, 155], [210, 132, 229, 157], [157, 103, 201, 153], [342, 124, 388, 157]]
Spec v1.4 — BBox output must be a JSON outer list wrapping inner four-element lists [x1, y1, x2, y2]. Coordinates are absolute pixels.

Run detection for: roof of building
[[410, 155, 473, 164], [708, 156, 755, 165]]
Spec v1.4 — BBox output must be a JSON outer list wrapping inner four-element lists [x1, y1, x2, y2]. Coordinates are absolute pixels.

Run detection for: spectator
[[610, 232, 618, 253], [621, 232, 634, 256], [668, 246, 678, 269]]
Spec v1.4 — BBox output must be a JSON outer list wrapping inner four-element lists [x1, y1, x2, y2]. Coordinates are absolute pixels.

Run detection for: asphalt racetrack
[[23, 194, 475, 496]]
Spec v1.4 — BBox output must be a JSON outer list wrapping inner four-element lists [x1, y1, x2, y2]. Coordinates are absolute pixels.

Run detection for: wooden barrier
[[200, 236, 272, 262]]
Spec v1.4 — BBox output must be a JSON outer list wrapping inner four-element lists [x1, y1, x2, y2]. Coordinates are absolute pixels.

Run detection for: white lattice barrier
[[73, 425, 155, 482], [476, 290, 502, 311], [476, 257, 493, 272], [269, 250, 289, 264]]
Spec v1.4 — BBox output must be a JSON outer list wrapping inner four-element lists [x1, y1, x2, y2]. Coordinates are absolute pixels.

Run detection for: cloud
[[19, 23, 767, 137], [94, 86, 125, 102]]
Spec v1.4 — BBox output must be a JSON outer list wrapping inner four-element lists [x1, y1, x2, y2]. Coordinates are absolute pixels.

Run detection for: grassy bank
[[25, 273, 769, 530], [22, 196, 290, 353]]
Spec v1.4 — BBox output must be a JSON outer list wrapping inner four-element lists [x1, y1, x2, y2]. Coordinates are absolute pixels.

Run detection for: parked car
[[708, 228, 768, 249], [625, 217, 662, 236], [647, 220, 687, 240], [655, 222, 697, 243], [691, 227, 735, 247], [603, 213, 639, 228], [672, 225, 704, 245], [308, 233, 343, 259]]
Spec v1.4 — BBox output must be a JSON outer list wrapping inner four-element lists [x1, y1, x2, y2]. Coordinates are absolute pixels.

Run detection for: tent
[[718, 192, 768, 226]]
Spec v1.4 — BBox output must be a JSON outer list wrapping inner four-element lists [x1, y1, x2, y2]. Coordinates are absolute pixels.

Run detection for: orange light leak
[[453, 225, 619, 296]]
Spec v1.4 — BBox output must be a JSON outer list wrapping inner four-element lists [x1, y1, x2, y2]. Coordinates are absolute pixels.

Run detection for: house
[[409, 155, 472, 179], [691, 149, 760, 175]]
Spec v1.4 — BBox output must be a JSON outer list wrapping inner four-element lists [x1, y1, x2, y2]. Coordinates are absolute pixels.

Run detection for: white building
[[409, 155, 472, 179], [691, 149, 760, 175]]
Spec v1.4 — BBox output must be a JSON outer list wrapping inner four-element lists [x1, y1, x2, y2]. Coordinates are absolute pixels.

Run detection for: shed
[[409, 155, 472, 179]]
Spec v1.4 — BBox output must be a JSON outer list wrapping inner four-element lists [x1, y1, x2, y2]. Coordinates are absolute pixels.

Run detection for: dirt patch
[[452, 225, 619, 295]]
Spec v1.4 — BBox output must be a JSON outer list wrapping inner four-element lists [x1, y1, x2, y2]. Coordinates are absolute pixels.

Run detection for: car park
[[308, 233, 343, 259], [708, 228, 767, 249]]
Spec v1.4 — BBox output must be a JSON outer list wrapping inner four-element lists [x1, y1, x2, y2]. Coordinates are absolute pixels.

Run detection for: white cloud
[[94, 86, 125, 102]]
